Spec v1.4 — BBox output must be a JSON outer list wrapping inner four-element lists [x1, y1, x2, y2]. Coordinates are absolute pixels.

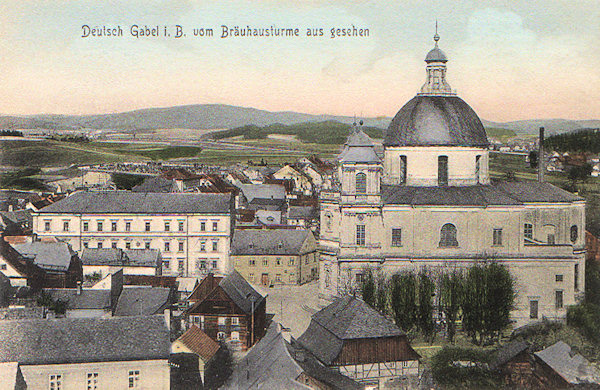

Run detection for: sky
[[0, 0, 598, 122]]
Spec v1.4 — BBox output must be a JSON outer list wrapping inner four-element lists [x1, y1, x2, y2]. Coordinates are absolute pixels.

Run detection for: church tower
[[419, 23, 454, 96], [338, 123, 381, 204]]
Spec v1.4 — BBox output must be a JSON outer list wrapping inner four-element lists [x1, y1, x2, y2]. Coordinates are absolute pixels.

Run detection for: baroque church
[[319, 32, 586, 327]]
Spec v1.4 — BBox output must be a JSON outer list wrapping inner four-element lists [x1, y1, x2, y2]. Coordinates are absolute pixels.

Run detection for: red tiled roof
[[176, 325, 220, 361]]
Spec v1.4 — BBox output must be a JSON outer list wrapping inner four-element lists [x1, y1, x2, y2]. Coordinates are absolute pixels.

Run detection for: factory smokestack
[[538, 127, 545, 182]]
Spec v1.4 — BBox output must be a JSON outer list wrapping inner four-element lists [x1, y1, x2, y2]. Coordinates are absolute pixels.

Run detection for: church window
[[438, 156, 448, 186], [575, 264, 579, 291], [392, 228, 402, 247], [543, 224, 556, 245], [356, 225, 366, 246], [475, 155, 481, 183], [524, 223, 533, 241], [355, 173, 367, 193], [570, 225, 578, 243], [325, 213, 332, 231], [439, 223, 458, 247], [493, 228, 503, 246], [529, 300, 538, 319], [399, 155, 407, 184]]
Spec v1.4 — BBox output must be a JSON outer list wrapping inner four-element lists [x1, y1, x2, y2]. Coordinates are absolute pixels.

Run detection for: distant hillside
[[0, 103, 597, 137], [0, 104, 390, 131], [209, 121, 384, 144]]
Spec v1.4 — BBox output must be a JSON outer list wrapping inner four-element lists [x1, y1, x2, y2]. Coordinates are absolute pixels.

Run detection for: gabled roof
[[231, 229, 312, 256], [288, 206, 317, 220], [0, 315, 170, 365], [175, 325, 220, 362], [534, 341, 600, 385], [187, 271, 263, 316], [238, 184, 286, 202], [37, 191, 232, 214], [113, 287, 171, 316], [491, 340, 529, 370], [298, 295, 416, 365], [46, 288, 111, 310], [11, 242, 73, 272]]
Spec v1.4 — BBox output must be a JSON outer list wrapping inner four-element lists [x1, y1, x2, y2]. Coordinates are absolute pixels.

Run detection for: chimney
[[76, 281, 82, 295], [164, 308, 171, 330], [538, 127, 545, 182]]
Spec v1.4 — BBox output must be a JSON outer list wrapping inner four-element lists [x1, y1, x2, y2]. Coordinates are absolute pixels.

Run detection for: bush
[[567, 303, 600, 346], [111, 173, 146, 190], [431, 346, 500, 389]]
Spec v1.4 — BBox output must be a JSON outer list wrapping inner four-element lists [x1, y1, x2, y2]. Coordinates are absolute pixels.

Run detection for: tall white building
[[319, 32, 586, 327], [32, 191, 234, 276]]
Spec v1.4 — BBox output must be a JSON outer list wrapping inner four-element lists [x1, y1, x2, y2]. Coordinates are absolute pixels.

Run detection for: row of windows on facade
[[248, 272, 296, 283], [161, 258, 220, 272], [354, 224, 579, 247], [49, 370, 140, 390], [353, 155, 482, 189], [247, 256, 313, 267], [81, 239, 220, 252], [45, 220, 219, 233]]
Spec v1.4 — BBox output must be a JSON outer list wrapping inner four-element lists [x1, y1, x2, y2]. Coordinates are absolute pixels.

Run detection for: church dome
[[383, 95, 489, 147], [425, 46, 447, 62]]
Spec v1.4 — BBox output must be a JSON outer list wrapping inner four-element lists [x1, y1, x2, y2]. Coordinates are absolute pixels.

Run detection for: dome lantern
[[419, 23, 453, 96]]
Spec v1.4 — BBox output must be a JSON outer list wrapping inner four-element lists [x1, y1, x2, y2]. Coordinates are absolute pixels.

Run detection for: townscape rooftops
[[238, 184, 286, 202], [176, 325, 220, 362], [131, 176, 175, 193], [534, 341, 600, 385], [0, 315, 171, 365], [10, 241, 73, 272], [382, 181, 583, 207], [218, 271, 264, 315], [36, 191, 232, 214], [113, 286, 171, 316], [46, 288, 111, 310], [231, 229, 311, 256]]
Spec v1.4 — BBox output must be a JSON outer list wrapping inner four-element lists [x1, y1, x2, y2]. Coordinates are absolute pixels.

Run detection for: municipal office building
[[319, 33, 586, 327]]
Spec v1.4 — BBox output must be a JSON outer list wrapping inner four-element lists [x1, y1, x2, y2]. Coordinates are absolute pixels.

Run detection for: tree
[[390, 272, 418, 332], [375, 273, 388, 313], [462, 262, 515, 345], [528, 151, 538, 169], [359, 267, 376, 308], [440, 269, 464, 343], [568, 163, 593, 186], [111, 173, 146, 190], [417, 269, 436, 342]]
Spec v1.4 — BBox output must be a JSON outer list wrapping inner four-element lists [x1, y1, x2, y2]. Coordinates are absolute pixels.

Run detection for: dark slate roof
[[131, 176, 175, 193], [37, 191, 231, 214], [491, 341, 529, 370], [288, 206, 317, 220], [219, 271, 264, 315], [46, 288, 111, 310], [534, 341, 600, 385], [238, 184, 286, 202], [113, 287, 171, 316], [0, 315, 170, 365], [298, 296, 406, 365], [425, 46, 448, 62], [0, 307, 44, 321], [82, 248, 160, 267], [225, 322, 305, 390], [11, 242, 73, 272], [382, 181, 583, 206], [384, 95, 488, 147], [125, 249, 161, 267], [231, 229, 311, 256]]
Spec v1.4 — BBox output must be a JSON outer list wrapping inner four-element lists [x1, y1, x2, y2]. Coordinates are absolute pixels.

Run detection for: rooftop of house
[[131, 176, 175, 193], [10, 241, 74, 272], [298, 295, 419, 365], [226, 322, 361, 390], [175, 325, 220, 362], [45, 288, 111, 310], [0, 315, 171, 365], [81, 248, 160, 267], [0, 307, 45, 321], [238, 184, 286, 203], [287, 206, 317, 220], [113, 287, 171, 316], [534, 341, 600, 385], [231, 229, 312, 256], [491, 340, 530, 370], [381, 180, 583, 206], [36, 191, 232, 214]]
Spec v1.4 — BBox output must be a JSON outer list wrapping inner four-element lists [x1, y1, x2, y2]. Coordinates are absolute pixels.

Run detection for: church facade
[[319, 32, 586, 328]]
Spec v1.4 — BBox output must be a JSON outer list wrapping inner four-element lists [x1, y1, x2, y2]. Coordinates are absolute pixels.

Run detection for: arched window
[[570, 225, 578, 243], [543, 225, 556, 245], [355, 172, 367, 193], [438, 156, 448, 186], [399, 155, 407, 184], [439, 223, 458, 247]]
